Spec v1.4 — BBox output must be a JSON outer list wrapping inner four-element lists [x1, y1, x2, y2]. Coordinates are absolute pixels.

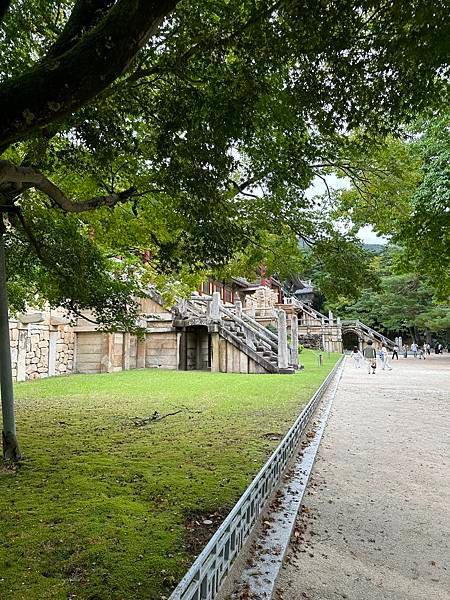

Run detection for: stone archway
[[342, 329, 361, 351]]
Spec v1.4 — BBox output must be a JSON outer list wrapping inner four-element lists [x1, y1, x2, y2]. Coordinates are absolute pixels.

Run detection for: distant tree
[[327, 249, 449, 342], [334, 112, 450, 298]]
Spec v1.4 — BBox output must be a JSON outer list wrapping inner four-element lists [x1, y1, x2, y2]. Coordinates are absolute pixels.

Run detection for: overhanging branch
[[0, 0, 180, 148], [0, 160, 136, 213], [47, 0, 116, 59]]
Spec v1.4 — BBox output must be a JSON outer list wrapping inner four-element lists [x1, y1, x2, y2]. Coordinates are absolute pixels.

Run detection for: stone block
[[31, 357, 39, 364], [26, 365, 37, 375], [38, 341, 48, 348], [10, 328, 19, 341], [58, 364, 67, 372], [38, 367, 47, 373], [10, 339, 18, 348]]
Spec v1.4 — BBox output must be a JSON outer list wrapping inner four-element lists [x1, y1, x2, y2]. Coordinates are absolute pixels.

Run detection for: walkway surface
[[275, 353, 450, 600]]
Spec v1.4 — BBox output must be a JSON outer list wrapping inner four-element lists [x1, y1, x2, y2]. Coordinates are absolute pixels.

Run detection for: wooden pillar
[[195, 331, 202, 370], [178, 329, 187, 370], [122, 332, 131, 371], [211, 332, 220, 372], [136, 335, 146, 369], [101, 333, 114, 373]]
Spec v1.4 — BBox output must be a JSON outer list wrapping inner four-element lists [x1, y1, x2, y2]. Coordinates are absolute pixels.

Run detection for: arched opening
[[342, 329, 361, 351]]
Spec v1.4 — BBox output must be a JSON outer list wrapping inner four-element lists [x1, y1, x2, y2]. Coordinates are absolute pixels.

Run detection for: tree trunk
[[0, 226, 21, 461]]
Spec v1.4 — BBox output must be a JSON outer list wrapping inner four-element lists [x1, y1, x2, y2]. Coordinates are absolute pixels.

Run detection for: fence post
[[277, 310, 289, 369]]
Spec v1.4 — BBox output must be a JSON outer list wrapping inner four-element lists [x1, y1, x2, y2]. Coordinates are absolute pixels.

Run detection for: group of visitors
[[351, 342, 392, 374], [407, 342, 429, 358], [351, 338, 447, 373]]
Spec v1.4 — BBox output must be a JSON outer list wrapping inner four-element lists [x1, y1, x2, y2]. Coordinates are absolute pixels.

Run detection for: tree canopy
[[1, 0, 449, 322]]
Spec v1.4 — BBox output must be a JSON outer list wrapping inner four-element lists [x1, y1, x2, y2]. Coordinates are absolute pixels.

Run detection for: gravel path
[[275, 353, 450, 600]]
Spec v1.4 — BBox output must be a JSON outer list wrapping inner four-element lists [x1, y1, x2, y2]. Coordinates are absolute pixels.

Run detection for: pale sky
[[307, 174, 387, 245]]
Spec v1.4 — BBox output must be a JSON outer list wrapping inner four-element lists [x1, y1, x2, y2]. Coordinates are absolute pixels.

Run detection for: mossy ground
[[0, 350, 339, 600]]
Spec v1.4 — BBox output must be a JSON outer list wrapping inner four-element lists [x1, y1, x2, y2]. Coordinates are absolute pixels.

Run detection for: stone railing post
[[290, 313, 299, 369], [328, 310, 334, 325], [210, 291, 221, 322], [277, 310, 288, 369], [235, 299, 242, 318]]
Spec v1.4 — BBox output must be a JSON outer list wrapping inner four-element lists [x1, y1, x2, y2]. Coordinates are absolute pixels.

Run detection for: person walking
[[380, 345, 393, 370], [392, 344, 399, 360], [351, 346, 364, 369], [411, 341, 418, 358], [426, 343, 431, 355], [363, 340, 377, 374], [403, 344, 408, 358]]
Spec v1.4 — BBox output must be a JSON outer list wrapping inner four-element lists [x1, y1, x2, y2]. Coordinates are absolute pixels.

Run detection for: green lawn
[[0, 350, 339, 600]]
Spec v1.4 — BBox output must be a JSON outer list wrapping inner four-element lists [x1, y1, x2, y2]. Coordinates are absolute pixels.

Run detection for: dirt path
[[275, 353, 450, 600]]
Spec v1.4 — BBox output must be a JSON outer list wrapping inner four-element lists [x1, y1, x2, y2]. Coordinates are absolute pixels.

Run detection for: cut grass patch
[[0, 350, 339, 600]]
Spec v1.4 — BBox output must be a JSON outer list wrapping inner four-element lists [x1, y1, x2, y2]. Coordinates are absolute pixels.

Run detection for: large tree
[[1, 0, 449, 459]]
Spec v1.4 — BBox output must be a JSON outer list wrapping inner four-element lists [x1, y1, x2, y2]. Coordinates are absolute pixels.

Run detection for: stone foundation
[[9, 317, 75, 382]]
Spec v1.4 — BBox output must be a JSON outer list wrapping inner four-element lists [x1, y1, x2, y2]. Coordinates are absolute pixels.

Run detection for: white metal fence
[[170, 356, 344, 600]]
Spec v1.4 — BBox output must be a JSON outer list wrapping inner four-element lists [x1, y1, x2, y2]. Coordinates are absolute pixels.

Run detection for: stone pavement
[[274, 353, 450, 600]]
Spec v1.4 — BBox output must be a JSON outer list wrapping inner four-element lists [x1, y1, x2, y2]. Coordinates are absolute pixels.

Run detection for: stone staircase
[[174, 294, 295, 374]]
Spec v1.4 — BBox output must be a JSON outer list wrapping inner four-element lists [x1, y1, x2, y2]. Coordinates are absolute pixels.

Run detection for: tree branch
[[0, 0, 12, 24], [47, 0, 116, 59], [0, 160, 137, 213], [0, 0, 180, 148]]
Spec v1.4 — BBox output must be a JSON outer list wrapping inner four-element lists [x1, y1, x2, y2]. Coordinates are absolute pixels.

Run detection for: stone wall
[[9, 318, 75, 382]]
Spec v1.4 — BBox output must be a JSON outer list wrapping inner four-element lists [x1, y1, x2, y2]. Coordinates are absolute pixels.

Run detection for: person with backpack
[[363, 340, 377, 374], [392, 344, 399, 360]]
